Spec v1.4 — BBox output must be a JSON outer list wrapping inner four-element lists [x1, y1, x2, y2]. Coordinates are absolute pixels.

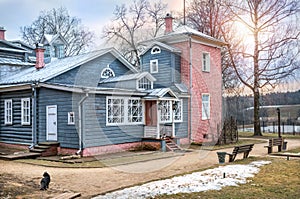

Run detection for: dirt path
[[1, 138, 300, 198]]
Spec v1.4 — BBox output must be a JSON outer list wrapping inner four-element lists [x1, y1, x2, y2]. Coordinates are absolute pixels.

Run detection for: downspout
[[189, 35, 193, 143], [77, 91, 89, 156], [30, 83, 38, 149]]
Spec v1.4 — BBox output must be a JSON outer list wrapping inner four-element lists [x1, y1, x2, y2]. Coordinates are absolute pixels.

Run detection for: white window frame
[[173, 100, 183, 123], [4, 99, 13, 125], [106, 96, 144, 126], [21, 98, 30, 125], [150, 59, 158, 73], [202, 94, 210, 120], [128, 98, 143, 123], [202, 52, 210, 72], [159, 100, 172, 123], [68, 112, 75, 125], [137, 77, 153, 90], [151, 46, 161, 54], [101, 65, 115, 78]]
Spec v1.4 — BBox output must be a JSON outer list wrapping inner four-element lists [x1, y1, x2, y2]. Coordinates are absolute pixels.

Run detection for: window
[[68, 112, 75, 125], [101, 65, 115, 78], [173, 100, 183, 122], [106, 97, 143, 125], [21, 98, 30, 125], [55, 45, 64, 58], [202, 52, 210, 72], [128, 99, 143, 123], [151, 46, 161, 54], [150, 59, 158, 73], [202, 94, 210, 120], [159, 100, 171, 122], [4, 99, 12, 125], [138, 77, 152, 90]]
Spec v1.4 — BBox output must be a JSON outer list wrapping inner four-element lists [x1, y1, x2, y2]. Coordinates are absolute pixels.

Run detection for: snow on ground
[[93, 161, 271, 199]]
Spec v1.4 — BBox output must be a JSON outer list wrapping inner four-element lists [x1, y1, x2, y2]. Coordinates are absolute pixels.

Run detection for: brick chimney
[[35, 43, 45, 69], [165, 13, 174, 34], [0, 27, 6, 40]]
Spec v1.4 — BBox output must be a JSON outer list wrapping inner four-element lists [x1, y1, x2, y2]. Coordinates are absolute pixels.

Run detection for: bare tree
[[20, 7, 94, 56], [222, 0, 300, 136], [102, 0, 167, 67]]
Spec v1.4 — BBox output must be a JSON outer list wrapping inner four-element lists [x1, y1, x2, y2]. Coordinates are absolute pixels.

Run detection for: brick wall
[[173, 40, 222, 143]]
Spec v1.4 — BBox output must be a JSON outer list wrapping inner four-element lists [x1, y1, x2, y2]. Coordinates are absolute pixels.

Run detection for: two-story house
[[0, 15, 225, 156]]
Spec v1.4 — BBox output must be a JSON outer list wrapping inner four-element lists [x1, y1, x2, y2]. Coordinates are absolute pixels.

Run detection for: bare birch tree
[[102, 0, 167, 67], [20, 7, 94, 56], [222, 0, 300, 136]]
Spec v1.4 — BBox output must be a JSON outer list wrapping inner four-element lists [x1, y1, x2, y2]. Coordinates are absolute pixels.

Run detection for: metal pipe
[[30, 83, 37, 148], [77, 91, 89, 155]]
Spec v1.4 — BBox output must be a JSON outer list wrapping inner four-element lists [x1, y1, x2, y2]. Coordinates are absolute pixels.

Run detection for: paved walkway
[[0, 138, 300, 198]]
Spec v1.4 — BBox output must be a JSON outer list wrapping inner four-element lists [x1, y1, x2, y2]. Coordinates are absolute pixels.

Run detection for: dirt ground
[[1, 138, 300, 199]]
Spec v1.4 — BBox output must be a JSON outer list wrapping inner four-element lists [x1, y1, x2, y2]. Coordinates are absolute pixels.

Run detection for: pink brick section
[[173, 41, 222, 144], [82, 142, 142, 157]]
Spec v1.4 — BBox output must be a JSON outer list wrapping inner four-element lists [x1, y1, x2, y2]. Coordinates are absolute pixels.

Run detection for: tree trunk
[[253, 89, 262, 136]]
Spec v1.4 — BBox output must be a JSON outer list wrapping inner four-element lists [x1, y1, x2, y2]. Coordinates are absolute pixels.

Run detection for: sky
[[0, 0, 183, 41]]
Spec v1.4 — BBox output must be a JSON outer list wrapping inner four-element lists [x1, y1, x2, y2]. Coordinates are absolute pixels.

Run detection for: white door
[[46, 105, 57, 141]]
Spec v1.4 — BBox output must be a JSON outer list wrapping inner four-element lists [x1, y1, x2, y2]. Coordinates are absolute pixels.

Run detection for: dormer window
[[101, 65, 115, 79], [54, 44, 65, 58], [138, 77, 152, 90], [151, 46, 161, 54]]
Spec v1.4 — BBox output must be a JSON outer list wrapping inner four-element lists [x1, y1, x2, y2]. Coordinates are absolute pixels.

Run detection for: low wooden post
[[277, 108, 281, 138]]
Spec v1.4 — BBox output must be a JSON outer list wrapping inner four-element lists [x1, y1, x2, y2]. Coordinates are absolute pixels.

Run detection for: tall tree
[[102, 0, 167, 67], [222, 0, 300, 136], [20, 7, 94, 56]]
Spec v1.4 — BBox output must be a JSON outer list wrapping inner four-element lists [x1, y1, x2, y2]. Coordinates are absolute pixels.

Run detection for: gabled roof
[[140, 41, 181, 56], [0, 48, 138, 85], [41, 33, 68, 46], [10, 40, 35, 50], [144, 88, 178, 100], [100, 71, 156, 84]]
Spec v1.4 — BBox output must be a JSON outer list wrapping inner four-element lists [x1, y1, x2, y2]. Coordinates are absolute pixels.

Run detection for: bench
[[264, 138, 285, 154], [226, 144, 254, 162]]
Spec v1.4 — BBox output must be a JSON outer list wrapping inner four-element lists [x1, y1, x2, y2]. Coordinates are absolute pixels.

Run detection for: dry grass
[[155, 157, 300, 199]]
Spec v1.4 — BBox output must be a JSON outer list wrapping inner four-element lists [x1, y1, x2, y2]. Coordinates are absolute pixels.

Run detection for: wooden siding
[[38, 88, 79, 148], [82, 94, 143, 148], [0, 90, 32, 144], [47, 53, 133, 87], [175, 98, 189, 138], [141, 48, 175, 88]]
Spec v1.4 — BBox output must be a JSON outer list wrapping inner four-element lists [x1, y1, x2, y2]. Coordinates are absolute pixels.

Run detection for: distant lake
[[240, 125, 300, 133]]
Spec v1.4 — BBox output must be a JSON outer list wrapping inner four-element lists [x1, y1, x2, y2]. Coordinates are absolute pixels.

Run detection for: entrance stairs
[[30, 142, 60, 157], [165, 137, 183, 152]]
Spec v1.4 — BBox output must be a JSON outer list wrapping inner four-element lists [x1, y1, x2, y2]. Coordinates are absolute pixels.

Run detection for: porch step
[[165, 137, 183, 152], [29, 142, 60, 157], [0, 152, 41, 160]]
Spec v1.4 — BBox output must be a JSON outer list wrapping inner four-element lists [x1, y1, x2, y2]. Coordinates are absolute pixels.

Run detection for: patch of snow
[[93, 161, 271, 199]]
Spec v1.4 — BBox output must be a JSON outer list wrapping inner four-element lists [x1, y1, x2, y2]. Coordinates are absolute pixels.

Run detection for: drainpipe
[[77, 91, 89, 156], [189, 35, 193, 143], [30, 83, 38, 149]]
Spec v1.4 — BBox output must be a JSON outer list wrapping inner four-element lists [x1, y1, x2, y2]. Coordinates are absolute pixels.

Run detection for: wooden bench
[[264, 138, 285, 154], [226, 144, 254, 162]]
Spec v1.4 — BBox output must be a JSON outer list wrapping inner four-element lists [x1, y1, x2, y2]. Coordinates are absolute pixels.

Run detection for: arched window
[[101, 65, 115, 78], [151, 46, 161, 54]]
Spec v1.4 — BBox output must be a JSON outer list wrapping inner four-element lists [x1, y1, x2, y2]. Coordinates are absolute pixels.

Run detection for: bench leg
[[278, 145, 282, 152], [267, 147, 272, 154]]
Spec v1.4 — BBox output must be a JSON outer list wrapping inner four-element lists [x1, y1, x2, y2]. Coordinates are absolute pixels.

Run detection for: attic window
[[138, 77, 152, 90], [151, 46, 161, 54], [101, 65, 115, 79]]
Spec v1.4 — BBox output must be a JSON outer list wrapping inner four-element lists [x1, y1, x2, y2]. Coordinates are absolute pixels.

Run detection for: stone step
[[52, 192, 81, 199], [0, 152, 41, 160], [30, 148, 46, 153], [34, 145, 50, 150], [38, 142, 60, 146]]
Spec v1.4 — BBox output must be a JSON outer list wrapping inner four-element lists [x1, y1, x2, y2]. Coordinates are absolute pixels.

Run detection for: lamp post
[[277, 108, 281, 138]]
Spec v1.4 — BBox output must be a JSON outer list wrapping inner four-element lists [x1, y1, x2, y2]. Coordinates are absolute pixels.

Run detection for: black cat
[[40, 171, 51, 190]]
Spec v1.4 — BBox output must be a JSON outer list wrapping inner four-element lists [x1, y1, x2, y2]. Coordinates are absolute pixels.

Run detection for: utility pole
[[277, 108, 281, 138]]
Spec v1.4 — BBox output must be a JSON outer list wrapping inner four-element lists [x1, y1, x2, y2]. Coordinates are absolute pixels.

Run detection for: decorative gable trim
[[140, 41, 181, 56]]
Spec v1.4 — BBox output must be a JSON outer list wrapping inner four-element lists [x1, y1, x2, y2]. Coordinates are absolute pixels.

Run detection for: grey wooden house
[[0, 28, 189, 156]]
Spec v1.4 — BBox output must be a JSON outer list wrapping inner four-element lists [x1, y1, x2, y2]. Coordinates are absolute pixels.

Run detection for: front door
[[46, 105, 57, 141], [145, 101, 157, 126]]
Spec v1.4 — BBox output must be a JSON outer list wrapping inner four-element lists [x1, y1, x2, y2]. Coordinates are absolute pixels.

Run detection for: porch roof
[[143, 88, 178, 100]]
